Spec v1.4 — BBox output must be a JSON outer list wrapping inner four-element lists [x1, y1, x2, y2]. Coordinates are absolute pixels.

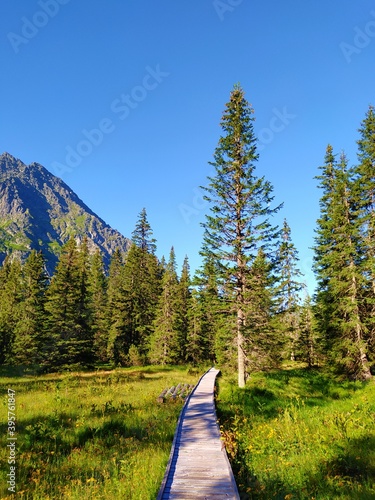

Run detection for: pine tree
[[132, 208, 157, 255], [121, 243, 161, 361], [175, 256, 191, 360], [76, 237, 94, 361], [43, 237, 93, 369], [88, 250, 108, 362], [276, 219, 304, 360], [296, 295, 318, 368], [189, 255, 230, 365], [244, 249, 281, 371], [354, 106, 375, 355], [313, 147, 372, 379], [186, 290, 207, 365], [13, 251, 48, 365], [201, 84, 282, 386], [107, 210, 162, 364], [106, 249, 127, 365], [0, 258, 23, 364], [149, 248, 181, 365]]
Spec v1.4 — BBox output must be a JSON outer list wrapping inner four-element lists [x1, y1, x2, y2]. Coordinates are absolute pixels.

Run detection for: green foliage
[[149, 248, 181, 364], [188, 255, 225, 365], [201, 84, 282, 386], [217, 366, 375, 499], [43, 237, 94, 369], [88, 250, 108, 362], [13, 251, 48, 365], [131, 207, 157, 255], [105, 211, 162, 366], [0, 366, 199, 499], [354, 105, 375, 356], [313, 141, 372, 380], [0, 258, 23, 363]]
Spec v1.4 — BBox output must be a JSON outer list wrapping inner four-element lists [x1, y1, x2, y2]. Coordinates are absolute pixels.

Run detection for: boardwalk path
[[157, 368, 240, 500]]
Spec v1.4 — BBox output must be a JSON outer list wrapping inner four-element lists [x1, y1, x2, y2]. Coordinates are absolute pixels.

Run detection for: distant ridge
[[0, 152, 130, 272]]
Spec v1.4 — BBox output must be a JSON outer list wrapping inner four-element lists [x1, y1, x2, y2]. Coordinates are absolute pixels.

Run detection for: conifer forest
[[1, 86, 374, 384]]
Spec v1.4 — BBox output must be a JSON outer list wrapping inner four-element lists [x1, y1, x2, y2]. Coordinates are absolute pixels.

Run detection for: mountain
[[0, 152, 130, 273]]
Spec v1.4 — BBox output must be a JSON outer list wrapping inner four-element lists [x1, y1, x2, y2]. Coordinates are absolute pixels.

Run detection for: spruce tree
[[106, 249, 127, 365], [276, 219, 304, 360], [149, 248, 181, 365], [121, 243, 161, 361], [88, 250, 108, 362], [13, 251, 48, 365], [43, 237, 93, 369], [354, 106, 375, 355], [175, 256, 191, 360], [186, 290, 207, 365], [314, 147, 372, 379], [201, 84, 281, 386], [0, 258, 23, 364], [296, 295, 318, 368], [107, 210, 162, 364], [132, 208, 157, 255], [244, 249, 281, 371], [189, 255, 230, 365]]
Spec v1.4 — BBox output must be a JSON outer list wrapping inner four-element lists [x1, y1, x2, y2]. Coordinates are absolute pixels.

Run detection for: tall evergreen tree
[[314, 147, 372, 379], [175, 256, 191, 360], [13, 251, 48, 365], [132, 208, 157, 255], [88, 250, 108, 362], [353, 105, 375, 355], [296, 295, 318, 368], [244, 249, 281, 371], [201, 84, 281, 386], [106, 249, 127, 365], [43, 237, 93, 369], [0, 258, 23, 364], [187, 256, 222, 364], [276, 219, 304, 360], [149, 248, 181, 365], [121, 242, 161, 360]]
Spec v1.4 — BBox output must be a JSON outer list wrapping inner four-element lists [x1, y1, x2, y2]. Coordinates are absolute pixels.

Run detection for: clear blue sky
[[1, 1, 375, 293]]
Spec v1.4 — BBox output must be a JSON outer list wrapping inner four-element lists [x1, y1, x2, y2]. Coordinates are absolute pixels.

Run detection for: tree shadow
[[218, 368, 371, 422], [233, 435, 375, 499]]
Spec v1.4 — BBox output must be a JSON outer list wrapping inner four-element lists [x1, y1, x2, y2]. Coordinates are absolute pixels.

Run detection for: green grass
[[216, 365, 375, 500], [0, 365, 201, 499]]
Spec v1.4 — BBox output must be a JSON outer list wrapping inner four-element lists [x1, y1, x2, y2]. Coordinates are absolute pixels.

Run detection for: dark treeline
[[0, 86, 374, 382]]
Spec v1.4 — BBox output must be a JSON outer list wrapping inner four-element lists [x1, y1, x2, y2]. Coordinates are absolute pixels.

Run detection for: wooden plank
[[157, 368, 240, 500]]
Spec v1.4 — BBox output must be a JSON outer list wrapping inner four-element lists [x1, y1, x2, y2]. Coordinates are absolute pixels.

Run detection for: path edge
[[156, 366, 214, 500], [212, 371, 241, 499]]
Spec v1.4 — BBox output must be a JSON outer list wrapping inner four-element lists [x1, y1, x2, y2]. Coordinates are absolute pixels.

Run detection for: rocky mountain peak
[[0, 153, 130, 273]]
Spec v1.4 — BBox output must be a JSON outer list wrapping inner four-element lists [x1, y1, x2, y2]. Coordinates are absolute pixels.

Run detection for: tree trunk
[[237, 306, 246, 387], [351, 271, 372, 380]]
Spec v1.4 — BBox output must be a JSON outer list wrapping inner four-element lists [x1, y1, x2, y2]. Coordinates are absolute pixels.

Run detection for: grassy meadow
[[0, 365, 200, 500], [216, 364, 375, 499]]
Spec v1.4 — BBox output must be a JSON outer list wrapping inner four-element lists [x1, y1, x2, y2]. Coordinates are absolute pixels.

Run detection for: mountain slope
[[0, 152, 130, 272]]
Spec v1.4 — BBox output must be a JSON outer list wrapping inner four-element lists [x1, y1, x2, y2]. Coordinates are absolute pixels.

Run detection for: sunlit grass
[[0, 365, 201, 499], [216, 365, 375, 499]]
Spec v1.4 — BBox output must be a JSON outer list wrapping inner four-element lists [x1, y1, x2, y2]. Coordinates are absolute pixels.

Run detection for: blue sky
[[1, 1, 375, 293]]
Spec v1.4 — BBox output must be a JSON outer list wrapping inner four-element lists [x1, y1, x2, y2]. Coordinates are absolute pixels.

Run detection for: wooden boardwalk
[[157, 368, 240, 500]]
